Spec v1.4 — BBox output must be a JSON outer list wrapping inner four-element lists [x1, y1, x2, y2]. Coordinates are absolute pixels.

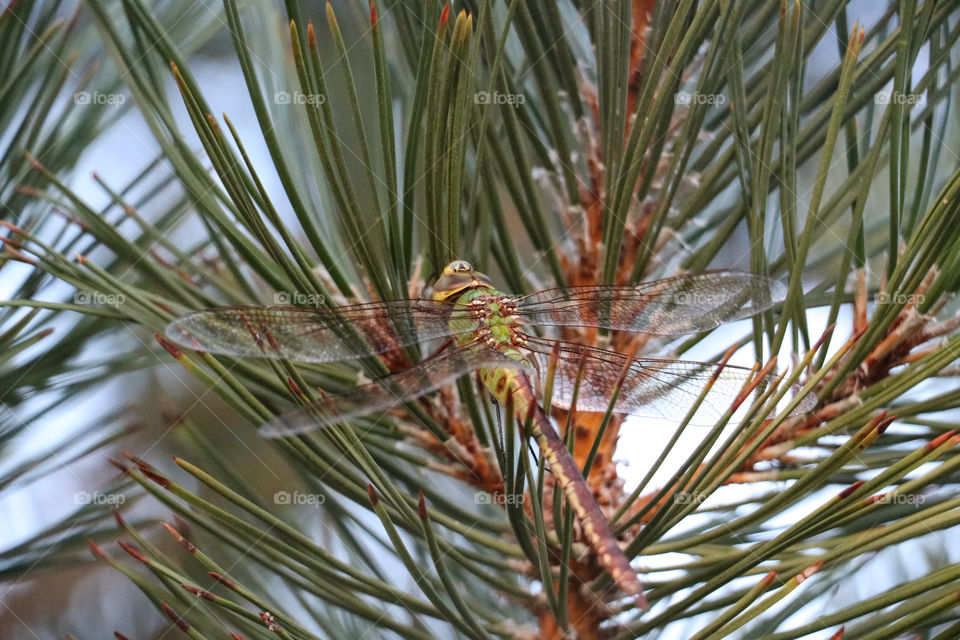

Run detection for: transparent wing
[[513, 271, 787, 335], [164, 300, 479, 363], [521, 338, 813, 424], [260, 346, 526, 437]]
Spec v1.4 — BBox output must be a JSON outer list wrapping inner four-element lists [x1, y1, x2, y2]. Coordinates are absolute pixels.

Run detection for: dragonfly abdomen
[[481, 366, 647, 607]]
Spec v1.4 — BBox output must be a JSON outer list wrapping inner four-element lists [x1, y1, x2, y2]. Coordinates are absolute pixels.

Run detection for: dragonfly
[[164, 259, 812, 608]]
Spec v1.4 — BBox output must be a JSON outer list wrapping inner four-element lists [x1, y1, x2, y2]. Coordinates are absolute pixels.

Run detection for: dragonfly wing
[[260, 346, 526, 437], [164, 300, 477, 363], [521, 338, 810, 424], [514, 271, 787, 335]]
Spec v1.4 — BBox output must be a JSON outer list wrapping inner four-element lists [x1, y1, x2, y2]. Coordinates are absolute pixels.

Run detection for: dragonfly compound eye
[[432, 261, 495, 302], [445, 260, 473, 274]]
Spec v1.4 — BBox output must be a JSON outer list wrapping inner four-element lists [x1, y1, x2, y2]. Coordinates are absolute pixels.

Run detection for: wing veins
[[520, 337, 763, 422], [164, 300, 479, 364], [513, 271, 787, 336], [260, 345, 525, 437]]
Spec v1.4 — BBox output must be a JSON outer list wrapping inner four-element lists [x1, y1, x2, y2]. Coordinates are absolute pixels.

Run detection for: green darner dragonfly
[[164, 260, 812, 608]]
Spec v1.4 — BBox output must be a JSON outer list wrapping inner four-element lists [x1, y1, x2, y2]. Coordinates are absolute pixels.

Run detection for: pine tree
[[4, 1, 960, 638]]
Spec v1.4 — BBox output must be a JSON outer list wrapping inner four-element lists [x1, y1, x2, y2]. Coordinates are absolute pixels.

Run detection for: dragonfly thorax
[[452, 292, 528, 352], [430, 261, 528, 351]]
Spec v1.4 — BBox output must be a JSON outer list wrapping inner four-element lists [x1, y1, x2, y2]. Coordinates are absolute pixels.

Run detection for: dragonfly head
[[431, 260, 494, 302]]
